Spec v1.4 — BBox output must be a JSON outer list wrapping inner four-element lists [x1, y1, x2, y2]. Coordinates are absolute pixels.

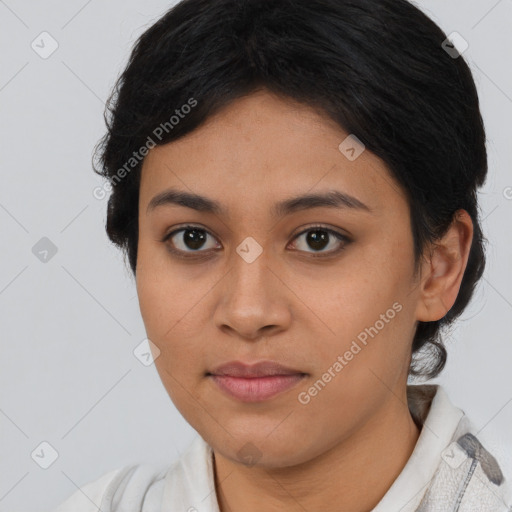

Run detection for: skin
[[135, 89, 473, 512]]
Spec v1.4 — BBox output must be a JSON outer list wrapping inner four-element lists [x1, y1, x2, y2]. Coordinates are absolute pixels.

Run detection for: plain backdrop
[[0, 0, 511, 510]]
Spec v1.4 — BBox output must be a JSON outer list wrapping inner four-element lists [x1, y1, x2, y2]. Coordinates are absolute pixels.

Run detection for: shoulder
[[405, 385, 512, 511], [51, 463, 169, 512], [51, 436, 215, 512], [421, 423, 512, 510], [52, 466, 125, 511]]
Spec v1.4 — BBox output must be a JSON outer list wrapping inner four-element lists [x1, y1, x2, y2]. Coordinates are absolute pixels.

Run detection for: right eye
[[162, 225, 221, 257]]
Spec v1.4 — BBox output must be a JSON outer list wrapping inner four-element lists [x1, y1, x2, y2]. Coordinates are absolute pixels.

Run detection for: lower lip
[[209, 374, 306, 402]]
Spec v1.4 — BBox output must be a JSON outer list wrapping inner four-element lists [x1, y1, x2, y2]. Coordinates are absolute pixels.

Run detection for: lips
[[207, 360, 306, 378], [207, 360, 307, 402]]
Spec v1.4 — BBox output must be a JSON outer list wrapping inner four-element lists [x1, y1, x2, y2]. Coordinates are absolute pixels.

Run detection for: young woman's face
[[136, 90, 424, 467]]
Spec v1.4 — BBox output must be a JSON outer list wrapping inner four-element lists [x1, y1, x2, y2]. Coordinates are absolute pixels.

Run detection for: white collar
[[372, 384, 465, 511]]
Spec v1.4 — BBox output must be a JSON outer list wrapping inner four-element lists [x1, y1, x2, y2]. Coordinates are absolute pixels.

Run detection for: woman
[[54, 0, 511, 510]]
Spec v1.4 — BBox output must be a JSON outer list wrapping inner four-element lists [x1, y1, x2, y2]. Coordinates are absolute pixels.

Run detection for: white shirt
[[52, 384, 512, 511]]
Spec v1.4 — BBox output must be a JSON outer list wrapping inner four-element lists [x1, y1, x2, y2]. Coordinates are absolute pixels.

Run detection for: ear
[[415, 209, 474, 322]]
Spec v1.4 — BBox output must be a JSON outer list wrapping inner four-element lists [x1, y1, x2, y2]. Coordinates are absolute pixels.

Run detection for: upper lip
[[208, 360, 306, 378]]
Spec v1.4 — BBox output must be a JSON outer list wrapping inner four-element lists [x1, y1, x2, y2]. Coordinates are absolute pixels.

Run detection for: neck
[[212, 387, 421, 512]]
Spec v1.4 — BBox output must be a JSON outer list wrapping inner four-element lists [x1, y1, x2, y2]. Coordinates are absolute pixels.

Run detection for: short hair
[[93, 0, 487, 380]]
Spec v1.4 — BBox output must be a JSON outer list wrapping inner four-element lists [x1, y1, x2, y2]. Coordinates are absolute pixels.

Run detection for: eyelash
[[161, 224, 351, 260]]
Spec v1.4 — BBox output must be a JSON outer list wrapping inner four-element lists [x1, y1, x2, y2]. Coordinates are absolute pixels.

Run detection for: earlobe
[[415, 209, 474, 322]]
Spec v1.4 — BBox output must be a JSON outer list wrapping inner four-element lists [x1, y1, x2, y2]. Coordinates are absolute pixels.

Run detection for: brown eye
[[163, 225, 220, 255], [290, 226, 350, 257]]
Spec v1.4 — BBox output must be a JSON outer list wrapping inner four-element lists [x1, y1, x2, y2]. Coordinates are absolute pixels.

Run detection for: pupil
[[184, 229, 206, 250], [307, 230, 328, 251]]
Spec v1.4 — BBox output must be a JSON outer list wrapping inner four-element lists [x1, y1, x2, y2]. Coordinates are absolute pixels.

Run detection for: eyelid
[[161, 223, 216, 242], [290, 223, 349, 240]]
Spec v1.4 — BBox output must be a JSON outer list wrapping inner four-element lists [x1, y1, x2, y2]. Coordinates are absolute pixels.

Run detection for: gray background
[[0, 0, 511, 510]]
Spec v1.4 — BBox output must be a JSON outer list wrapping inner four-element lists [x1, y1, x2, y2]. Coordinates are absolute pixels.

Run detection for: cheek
[[135, 253, 209, 379], [137, 275, 213, 451], [136, 278, 169, 341], [136, 240, 181, 335], [301, 247, 413, 367]]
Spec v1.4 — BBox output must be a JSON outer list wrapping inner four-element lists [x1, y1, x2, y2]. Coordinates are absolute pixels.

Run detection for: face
[[136, 89, 423, 468]]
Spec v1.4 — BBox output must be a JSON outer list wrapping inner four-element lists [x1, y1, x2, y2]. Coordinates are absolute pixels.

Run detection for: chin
[[205, 426, 316, 469]]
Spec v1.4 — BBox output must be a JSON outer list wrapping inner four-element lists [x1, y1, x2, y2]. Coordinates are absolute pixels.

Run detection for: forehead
[[139, 91, 407, 218]]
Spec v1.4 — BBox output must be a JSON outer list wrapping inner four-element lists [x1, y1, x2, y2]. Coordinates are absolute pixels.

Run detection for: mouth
[[206, 360, 308, 402]]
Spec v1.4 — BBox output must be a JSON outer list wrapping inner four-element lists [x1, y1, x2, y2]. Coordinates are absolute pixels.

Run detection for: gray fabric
[[416, 434, 510, 512], [457, 433, 504, 486]]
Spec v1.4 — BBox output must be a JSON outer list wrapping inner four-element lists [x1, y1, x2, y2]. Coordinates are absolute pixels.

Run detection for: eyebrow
[[146, 187, 373, 217]]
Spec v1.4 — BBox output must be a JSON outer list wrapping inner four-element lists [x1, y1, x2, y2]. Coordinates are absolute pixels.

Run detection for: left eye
[[290, 226, 349, 256], [162, 224, 349, 257]]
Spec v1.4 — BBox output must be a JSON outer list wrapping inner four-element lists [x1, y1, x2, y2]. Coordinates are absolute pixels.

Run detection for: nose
[[213, 246, 292, 341]]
